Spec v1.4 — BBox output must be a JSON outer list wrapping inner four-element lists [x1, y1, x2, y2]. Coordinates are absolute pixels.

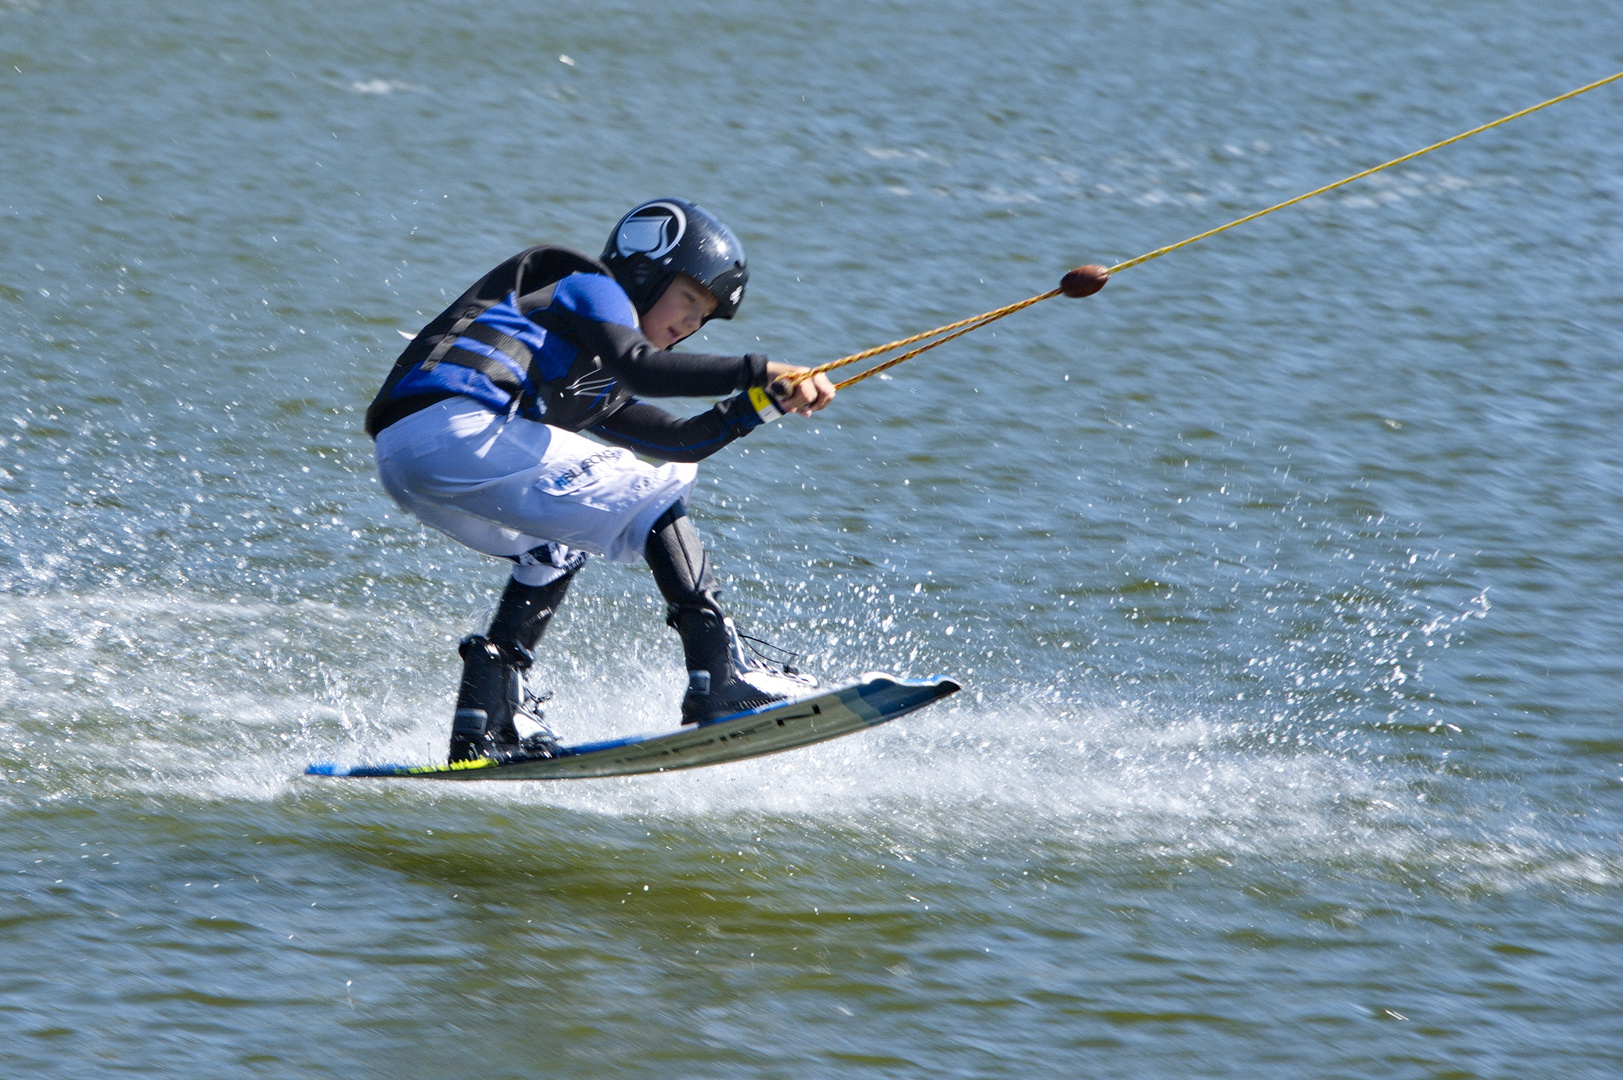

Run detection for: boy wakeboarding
[[364, 199, 836, 764]]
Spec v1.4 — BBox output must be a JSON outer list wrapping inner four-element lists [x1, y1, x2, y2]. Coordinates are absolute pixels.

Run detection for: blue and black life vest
[[364, 246, 641, 437]]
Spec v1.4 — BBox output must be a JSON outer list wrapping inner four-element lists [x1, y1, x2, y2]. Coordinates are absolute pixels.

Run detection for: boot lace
[[739, 633, 804, 675]]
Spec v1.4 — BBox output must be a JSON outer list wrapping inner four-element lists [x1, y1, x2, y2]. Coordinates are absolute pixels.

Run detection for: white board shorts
[[375, 397, 697, 582]]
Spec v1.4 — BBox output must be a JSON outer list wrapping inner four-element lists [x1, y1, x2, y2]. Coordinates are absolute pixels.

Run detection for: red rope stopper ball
[[1059, 264, 1110, 298]]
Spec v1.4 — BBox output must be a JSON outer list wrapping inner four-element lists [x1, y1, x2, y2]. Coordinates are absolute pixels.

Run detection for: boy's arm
[[538, 308, 768, 397], [588, 397, 777, 464]]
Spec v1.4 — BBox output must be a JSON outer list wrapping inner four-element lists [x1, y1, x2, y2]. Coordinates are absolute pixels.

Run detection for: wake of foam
[[3, 588, 1612, 896]]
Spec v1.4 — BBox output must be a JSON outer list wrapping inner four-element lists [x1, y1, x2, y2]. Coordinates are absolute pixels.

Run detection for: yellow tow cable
[[794, 69, 1623, 393]]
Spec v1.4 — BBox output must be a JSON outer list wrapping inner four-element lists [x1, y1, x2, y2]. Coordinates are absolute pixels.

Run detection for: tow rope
[[795, 69, 1623, 392]]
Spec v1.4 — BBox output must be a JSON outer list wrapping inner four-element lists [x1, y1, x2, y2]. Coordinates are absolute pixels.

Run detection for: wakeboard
[[306, 673, 959, 782]]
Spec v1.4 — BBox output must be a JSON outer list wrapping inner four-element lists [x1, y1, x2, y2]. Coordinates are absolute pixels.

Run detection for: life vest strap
[[421, 312, 541, 404], [438, 344, 529, 398], [457, 321, 536, 375]]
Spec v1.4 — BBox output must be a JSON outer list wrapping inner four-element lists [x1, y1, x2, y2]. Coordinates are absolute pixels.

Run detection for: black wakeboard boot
[[447, 569, 577, 764], [644, 503, 816, 726], [672, 607, 817, 724]]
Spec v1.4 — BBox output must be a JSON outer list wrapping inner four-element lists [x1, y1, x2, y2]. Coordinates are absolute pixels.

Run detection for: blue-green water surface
[[3, 1, 1622, 1076]]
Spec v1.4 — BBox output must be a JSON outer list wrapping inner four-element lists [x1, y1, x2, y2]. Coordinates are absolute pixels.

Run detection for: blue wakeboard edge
[[305, 673, 960, 781]]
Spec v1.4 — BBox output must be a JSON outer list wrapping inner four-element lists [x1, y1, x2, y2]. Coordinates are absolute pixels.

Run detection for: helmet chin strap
[[631, 272, 674, 318]]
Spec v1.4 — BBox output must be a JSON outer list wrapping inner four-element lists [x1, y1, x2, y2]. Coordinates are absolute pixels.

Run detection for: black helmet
[[601, 198, 749, 321]]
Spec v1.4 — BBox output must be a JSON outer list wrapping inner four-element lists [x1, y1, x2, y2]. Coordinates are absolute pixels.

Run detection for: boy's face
[[640, 273, 719, 348]]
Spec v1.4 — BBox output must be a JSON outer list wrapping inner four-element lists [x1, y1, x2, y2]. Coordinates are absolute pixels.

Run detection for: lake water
[[3, 1, 1622, 1076]]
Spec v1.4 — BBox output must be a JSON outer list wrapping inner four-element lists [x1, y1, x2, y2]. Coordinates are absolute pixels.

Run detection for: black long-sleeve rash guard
[[564, 316, 770, 399], [545, 310, 776, 464], [589, 396, 771, 464]]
